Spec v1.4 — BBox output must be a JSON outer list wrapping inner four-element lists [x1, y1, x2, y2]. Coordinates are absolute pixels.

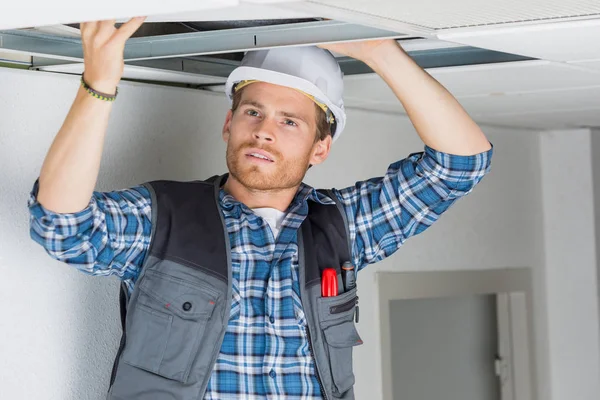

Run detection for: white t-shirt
[[252, 207, 286, 239]]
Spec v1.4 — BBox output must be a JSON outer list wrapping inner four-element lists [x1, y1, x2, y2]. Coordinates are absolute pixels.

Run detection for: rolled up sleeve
[[416, 145, 492, 198], [334, 145, 493, 270], [28, 179, 152, 284]]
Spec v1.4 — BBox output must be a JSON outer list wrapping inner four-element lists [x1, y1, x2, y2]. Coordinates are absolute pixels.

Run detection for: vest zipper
[[305, 326, 329, 400], [329, 296, 358, 314]]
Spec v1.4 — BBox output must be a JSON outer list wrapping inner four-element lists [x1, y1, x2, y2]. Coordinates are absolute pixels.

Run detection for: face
[[222, 82, 332, 191]]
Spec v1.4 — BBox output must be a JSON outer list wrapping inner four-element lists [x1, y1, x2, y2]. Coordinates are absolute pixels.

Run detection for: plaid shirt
[[29, 145, 492, 399]]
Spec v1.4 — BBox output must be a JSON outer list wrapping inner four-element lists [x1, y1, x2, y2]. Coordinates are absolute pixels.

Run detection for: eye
[[246, 109, 260, 117], [284, 119, 298, 127]]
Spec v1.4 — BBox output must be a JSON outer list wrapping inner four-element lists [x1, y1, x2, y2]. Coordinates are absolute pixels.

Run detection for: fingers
[[97, 19, 117, 38], [80, 17, 144, 44], [80, 19, 115, 44], [79, 21, 98, 40], [317, 42, 343, 54], [111, 16, 146, 45]]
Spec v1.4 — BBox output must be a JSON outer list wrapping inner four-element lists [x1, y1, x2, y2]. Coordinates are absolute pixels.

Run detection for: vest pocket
[[121, 303, 172, 375], [122, 270, 218, 383], [323, 321, 363, 395], [317, 288, 363, 396]]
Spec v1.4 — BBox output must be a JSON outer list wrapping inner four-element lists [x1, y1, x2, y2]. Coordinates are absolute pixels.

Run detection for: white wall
[[0, 66, 570, 400], [0, 68, 230, 400], [539, 129, 600, 400], [592, 130, 600, 343]]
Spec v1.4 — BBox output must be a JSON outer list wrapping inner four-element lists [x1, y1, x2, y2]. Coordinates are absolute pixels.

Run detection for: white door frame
[[377, 268, 536, 400]]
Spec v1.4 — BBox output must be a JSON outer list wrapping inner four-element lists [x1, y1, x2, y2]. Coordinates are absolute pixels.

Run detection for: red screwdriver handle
[[321, 268, 338, 297]]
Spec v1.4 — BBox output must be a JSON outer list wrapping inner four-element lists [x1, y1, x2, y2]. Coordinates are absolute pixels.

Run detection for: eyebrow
[[239, 99, 310, 125], [240, 100, 264, 110]]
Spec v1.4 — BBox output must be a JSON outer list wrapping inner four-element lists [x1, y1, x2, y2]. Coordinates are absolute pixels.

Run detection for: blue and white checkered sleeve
[[28, 179, 153, 282], [334, 145, 493, 270]]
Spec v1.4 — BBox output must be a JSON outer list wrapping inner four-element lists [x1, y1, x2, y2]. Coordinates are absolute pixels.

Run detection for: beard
[[226, 141, 311, 191]]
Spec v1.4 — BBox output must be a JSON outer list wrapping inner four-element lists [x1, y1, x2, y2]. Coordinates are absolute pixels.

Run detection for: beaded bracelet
[[80, 74, 118, 102]]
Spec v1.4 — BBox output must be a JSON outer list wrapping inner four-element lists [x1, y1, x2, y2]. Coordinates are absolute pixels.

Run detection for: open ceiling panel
[[2, 0, 600, 130], [438, 18, 600, 62], [297, 0, 600, 30], [0, 0, 238, 30]]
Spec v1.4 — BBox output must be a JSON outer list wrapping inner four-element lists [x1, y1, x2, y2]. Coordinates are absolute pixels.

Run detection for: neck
[[223, 174, 299, 212]]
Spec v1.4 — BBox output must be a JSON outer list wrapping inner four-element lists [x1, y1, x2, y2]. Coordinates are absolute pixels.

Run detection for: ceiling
[[343, 61, 600, 130], [295, 0, 600, 30], [288, 1, 600, 130], [1, 0, 600, 131]]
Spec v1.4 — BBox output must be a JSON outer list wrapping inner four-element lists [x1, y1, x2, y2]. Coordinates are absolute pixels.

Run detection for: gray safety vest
[[106, 175, 362, 400]]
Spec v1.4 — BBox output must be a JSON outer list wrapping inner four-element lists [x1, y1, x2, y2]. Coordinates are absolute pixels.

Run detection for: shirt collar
[[294, 183, 336, 207], [218, 179, 335, 216]]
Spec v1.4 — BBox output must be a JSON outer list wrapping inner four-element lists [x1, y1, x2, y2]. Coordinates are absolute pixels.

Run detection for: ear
[[222, 109, 233, 143], [309, 135, 333, 166]]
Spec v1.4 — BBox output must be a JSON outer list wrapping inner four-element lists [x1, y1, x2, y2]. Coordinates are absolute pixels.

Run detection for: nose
[[253, 118, 276, 142]]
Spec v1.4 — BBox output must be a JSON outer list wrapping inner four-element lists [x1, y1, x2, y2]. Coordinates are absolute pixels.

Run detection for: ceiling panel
[[569, 59, 600, 72], [438, 18, 600, 62], [344, 61, 600, 101], [475, 108, 600, 129], [343, 60, 600, 130], [430, 61, 600, 95], [306, 0, 600, 29], [118, 3, 317, 23], [343, 98, 406, 115], [343, 98, 600, 130], [0, 0, 237, 30], [342, 97, 600, 130], [456, 87, 600, 115]]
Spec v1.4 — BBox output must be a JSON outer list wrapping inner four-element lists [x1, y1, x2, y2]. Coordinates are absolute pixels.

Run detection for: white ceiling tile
[[456, 87, 600, 115], [344, 61, 600, 102], [344, 98, 407, 115], [344, 98, 600, 130], [438, 18, 600, 62], [344, 60, 600, 130], [308, 0, 600, 30], [120, 3, 317, 23], [2, 0, 316, 29], [430, 62, 600, 96], [0, 0, 237, 30], [569, 59, 600, 72], [475, 108, 600, 129], [474, 115, 557, 130]]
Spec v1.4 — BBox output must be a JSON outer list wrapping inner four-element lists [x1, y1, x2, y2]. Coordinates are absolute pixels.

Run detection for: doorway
[[377, 269, 535, 400], [390, 294, 500, 400]]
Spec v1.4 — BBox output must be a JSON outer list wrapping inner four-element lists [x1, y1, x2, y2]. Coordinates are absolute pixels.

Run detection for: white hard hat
[[225, 46, 346, 142]]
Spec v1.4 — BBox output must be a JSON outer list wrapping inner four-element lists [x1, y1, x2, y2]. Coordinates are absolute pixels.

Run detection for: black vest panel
[[149, 179, 229, 282]]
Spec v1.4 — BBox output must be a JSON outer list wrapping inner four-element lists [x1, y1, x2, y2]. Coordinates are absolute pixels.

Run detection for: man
[[29, 17, 492, 400]]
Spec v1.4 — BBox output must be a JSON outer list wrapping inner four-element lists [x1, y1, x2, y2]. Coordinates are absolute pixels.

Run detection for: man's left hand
[[318, 39, 400, 66]]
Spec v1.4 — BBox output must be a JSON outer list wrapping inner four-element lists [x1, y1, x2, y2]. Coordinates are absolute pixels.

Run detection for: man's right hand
[[35, 16, 146, 214], [80, 17, 146, 94]]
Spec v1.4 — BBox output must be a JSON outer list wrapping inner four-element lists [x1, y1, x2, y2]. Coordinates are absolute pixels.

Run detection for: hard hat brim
[[225, 66, 346, 141]]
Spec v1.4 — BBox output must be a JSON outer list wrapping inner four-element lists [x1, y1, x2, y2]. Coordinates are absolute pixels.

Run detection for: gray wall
[[0, 67, 545, 400], [390, 295, 499, 400]]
